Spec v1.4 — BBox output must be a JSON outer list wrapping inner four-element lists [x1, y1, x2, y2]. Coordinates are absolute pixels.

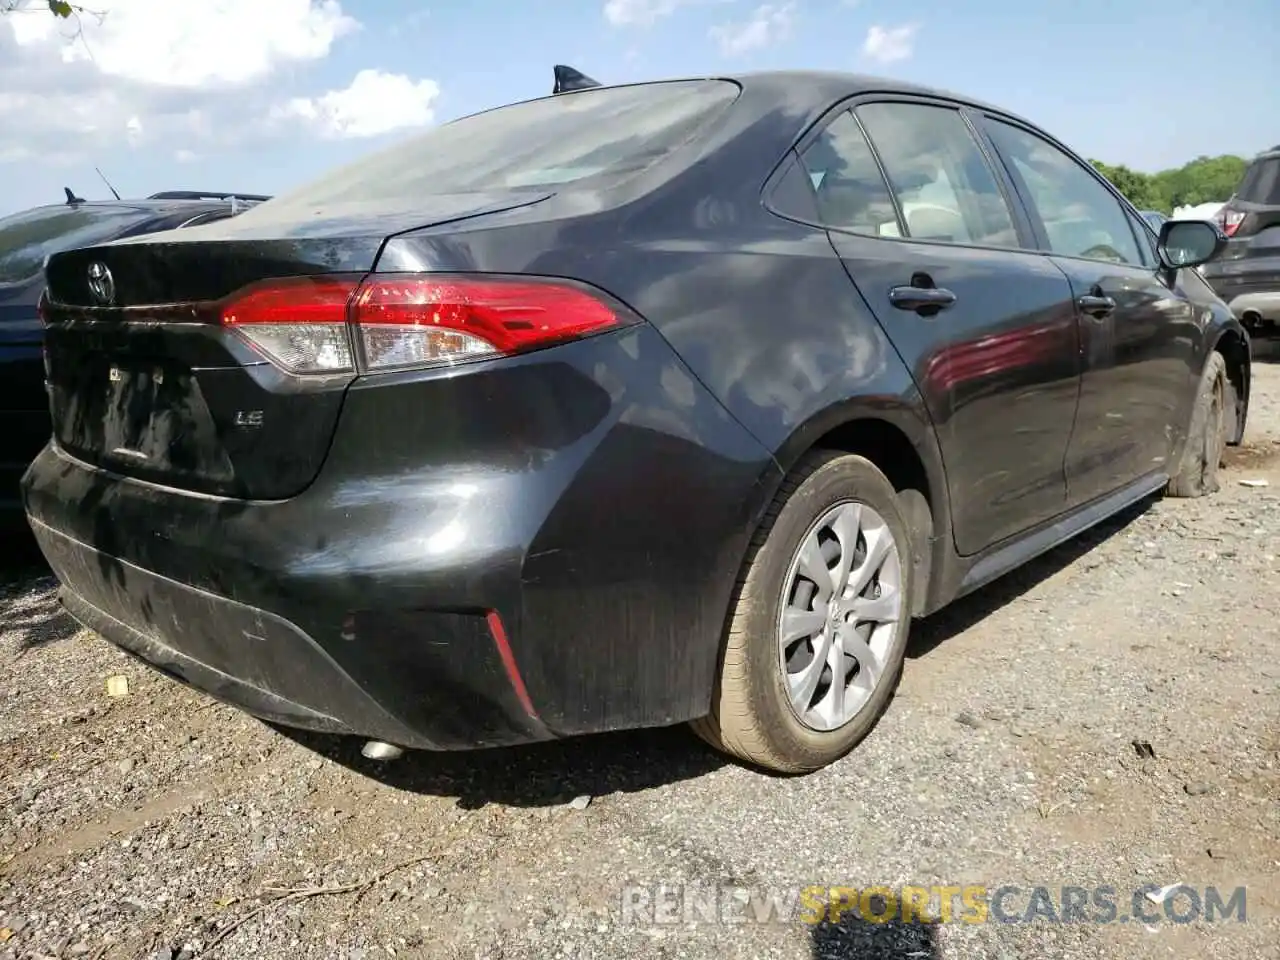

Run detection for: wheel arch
[[1210, 324, 1250, 444], [766, 399, 953, 616]]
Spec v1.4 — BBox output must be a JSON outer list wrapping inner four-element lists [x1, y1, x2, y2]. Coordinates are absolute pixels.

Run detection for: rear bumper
[[21, 325, 779, 750], [1226, 291, 1280, 324], [1201, 264, 1280, 322], [33, 516, 532, 748]]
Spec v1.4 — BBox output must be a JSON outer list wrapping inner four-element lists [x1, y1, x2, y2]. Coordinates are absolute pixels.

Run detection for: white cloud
[[8, 0, 358, 87], [0, 0, 440, 166], [603, 0, 692, 26], [272, 69, 441, 140], [709, 2, 794, 56], [861, 23, 918, 64]]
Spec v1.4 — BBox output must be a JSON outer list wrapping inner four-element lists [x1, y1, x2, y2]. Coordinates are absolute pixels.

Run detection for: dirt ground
[[2, 350, 1279, 960]]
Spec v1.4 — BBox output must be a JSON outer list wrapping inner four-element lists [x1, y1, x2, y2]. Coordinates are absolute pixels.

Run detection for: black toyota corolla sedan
[[22, 71, 1249, 774]]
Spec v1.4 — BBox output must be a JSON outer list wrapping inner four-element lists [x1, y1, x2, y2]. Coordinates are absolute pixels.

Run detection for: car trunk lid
[[39, 192, 551, 500]]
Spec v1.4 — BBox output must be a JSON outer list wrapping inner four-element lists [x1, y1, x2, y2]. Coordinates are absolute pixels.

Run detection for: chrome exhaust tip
[[361, 740, 404, 761]]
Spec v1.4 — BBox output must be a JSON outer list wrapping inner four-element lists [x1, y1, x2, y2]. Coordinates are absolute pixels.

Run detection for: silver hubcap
[[778, 501, 904, 732]]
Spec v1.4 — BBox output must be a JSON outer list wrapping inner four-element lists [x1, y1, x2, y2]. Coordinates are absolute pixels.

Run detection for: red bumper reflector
[[485, 610, 538, 720]]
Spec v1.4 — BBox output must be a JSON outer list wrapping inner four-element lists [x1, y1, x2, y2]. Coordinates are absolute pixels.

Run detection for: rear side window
[[260, 80, 740, 208], [856, 102, 1020, 248], [0, 205, 146, 285], [797, 111, 901, 237], [1236, 156, 1280, 204]]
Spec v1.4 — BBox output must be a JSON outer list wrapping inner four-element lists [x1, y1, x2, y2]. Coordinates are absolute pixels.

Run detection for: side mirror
[[1156, 219, 1227, 270]]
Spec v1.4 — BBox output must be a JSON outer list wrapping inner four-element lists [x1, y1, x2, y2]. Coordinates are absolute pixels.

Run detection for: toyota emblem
[[86, 261, 115, 305]]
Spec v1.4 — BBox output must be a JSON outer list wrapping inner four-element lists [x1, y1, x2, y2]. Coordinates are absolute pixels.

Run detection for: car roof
[[735, 69, 1008, 109], [567, 70, 1014, 117], [538, 69, 1038, 140]]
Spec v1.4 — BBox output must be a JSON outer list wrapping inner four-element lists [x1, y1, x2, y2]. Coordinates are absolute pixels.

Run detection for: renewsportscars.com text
[[619, 883, 1248, 926]]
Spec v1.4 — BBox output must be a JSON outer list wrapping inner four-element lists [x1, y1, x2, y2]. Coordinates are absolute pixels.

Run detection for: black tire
[[1167, 351, 1228, 498], [691, 451, 914, 774]]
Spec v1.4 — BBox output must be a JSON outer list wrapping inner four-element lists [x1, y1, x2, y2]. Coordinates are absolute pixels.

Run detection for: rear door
[[978, 116, 1200, 507], [785, 98, 1081, 556]]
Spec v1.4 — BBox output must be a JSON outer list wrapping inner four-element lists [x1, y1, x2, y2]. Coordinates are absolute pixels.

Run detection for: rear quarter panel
[[379, 200, 949, 725], [371, 86, 954, 712]]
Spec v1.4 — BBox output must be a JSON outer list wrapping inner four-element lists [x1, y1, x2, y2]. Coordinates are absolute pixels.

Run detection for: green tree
[[1154, 155, 1249, 208], [1089, 160, 1166, 210], [1091, 154, 1250, 214]]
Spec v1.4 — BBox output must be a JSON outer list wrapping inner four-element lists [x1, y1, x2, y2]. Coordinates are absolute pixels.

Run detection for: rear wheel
[[692, 451, 914, 774], [1167, 351, 1228, 498]]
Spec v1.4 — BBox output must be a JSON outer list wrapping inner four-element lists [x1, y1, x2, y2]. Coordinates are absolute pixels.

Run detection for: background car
[[22, 72, 1249, 775], [1201, 144, 1280, 337], [1140, 209, 1167, 232], [0, 190, 266, 527]]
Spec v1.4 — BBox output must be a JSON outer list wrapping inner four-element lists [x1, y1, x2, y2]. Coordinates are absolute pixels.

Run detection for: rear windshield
[[261, 80, 740, 208], [0, 205, 148, 285], [1236, 156, 1280, 204]]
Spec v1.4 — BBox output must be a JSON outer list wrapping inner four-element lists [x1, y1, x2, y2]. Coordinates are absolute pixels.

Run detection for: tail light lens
[[220, 274, 626, 376], [355, 275, 619, 372], [1220, 209, 1245, 237], [221, 277, 358, 374]]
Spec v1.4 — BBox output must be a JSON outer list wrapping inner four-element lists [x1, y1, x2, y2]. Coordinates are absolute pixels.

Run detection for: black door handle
[[1076, 294, 1116, 318], [889, 285, 957, 315]]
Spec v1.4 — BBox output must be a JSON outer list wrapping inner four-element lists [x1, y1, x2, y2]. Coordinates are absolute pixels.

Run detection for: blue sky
[[0, 0, 1275, 216]]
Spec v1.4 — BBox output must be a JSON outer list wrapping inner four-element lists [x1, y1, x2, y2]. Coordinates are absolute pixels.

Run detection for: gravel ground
[[3, 350, 1279, 960]]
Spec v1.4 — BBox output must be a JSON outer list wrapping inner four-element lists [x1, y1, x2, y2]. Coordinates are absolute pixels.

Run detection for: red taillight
[[219, 274, 624, 376], [1221, 210, 1245, 237], [221, 276, 360, 375]]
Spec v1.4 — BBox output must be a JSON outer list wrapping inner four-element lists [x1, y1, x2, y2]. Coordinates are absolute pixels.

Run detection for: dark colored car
[[1202, 144, 1280, 336], [0, 191, 266, 522], [21, 72, 1250, 775]]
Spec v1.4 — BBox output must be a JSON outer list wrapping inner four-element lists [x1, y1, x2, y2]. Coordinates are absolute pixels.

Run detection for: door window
[[1237, 154, 1280, 204], [855, 102, 1020, 248], [797, 111, 902, 237], [984, 120, 1144, 266], [1128, 210, 1159, 267]]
